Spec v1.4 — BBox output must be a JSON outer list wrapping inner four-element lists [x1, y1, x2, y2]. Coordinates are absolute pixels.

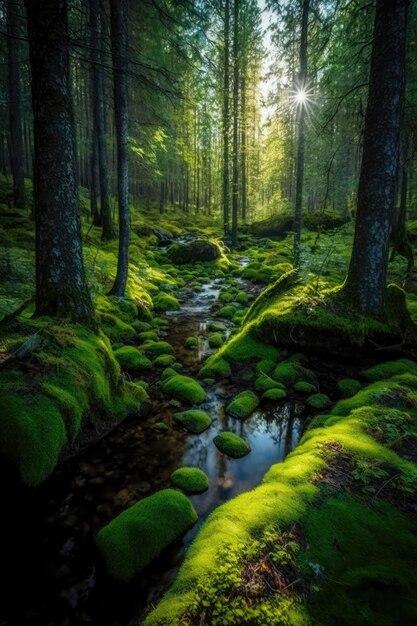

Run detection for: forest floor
[[1, 176, 417, 625]]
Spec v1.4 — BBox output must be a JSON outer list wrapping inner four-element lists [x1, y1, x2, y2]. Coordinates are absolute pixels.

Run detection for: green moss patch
[[294, 380, 316, 394], [199, 356, 231, 379], [336, 378, 362, 398], [143, 340, 174, 356], [306, 393, 332, 410], [185, 336, 198, 349], [208, 332, 224, 348], [96, 489, 197, 580], [213, 432, 251, 458], [162, 375, 207, 405], [262, 388, 287, 402], [153, 293, 180, 312], [154, 354, 176, 367], [113, 346, 152, 371], [171, 467, 209, 494], [226, 390, 259, 419], [254, 374, 285, 393], [173, 410, 212, 434]]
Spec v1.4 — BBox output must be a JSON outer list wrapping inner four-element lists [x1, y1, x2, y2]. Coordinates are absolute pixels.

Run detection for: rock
[[168, 238, 222, 264]]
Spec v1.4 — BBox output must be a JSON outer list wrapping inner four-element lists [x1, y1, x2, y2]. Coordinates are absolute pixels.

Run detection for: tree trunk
[[26, 0, 95, 327], [222, 0, 230, 238], [344, 0, 408, 314], [108, 0, 129, 297], [293, 0, 309, 266], [7, 0, 25, 208], [231, 0, 239, 247], [159, 179, 165, 215], [89, 0, 114, 240], [241, 73, 247, 222]]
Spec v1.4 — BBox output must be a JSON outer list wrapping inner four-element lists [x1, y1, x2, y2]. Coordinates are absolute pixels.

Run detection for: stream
[[0, 266, 306, 626]]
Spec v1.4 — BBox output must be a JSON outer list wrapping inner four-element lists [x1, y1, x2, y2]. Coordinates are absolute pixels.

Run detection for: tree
[[89, 0, 115, 239], [343, 0, 409, 314], [231, 0, 240, 246], [293, 0, 309, 266], [7, 0, 25, 208], [108, 0, 130, 297], [26, 0, 95, 326], [222, 0, 231, 237]]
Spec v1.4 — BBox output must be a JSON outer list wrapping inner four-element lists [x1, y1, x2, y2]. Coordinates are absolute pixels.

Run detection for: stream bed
[[0, 269, 306, 626]]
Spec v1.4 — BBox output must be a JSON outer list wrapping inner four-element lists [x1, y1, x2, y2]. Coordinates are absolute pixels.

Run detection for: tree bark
[[293, 0, 309, 266], [108, 0, 130, 297], [231, 0, 239, 246], [344, 0, 408, 314], [26, 0, 95, 327], [7, 0, 25, 208], [222, 0, 230, 238]]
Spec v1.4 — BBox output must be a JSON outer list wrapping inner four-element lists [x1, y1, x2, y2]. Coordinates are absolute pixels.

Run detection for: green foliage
[[226, 390, 259, 419], [262, 388, 287, 401], [143, 340, 174, 356], [173, 409, 212, 434], [306, 393, 331, 410], [171, 467, 209, 494], [200, 356, 232, 379], [208, 332, 224, 348], [162, 375, 207, 405], [254, 374, 285, 393], [213, 432, 251, 458], [336, 378, 362, 398], [153, 293, 180, 312], [154, 354, 176, 367], [113, 346, 152, 371], [96, 489, 197, 580], [294, 381, 316, 394]]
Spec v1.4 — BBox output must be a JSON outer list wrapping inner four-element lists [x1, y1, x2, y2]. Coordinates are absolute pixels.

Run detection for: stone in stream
[[96, 489, 197, 581], [170, 467, 209, 494], [213, 432, 251, 458], [173, 409, 212, 434], [168, 238, 222, 264]]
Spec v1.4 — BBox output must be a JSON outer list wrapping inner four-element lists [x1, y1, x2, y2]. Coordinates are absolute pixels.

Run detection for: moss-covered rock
[[153, 293, 180, 312], [217, 305, 237, 320], [138, 330, 159, 342], [185, 336, 198, 349], [173, 409, 212, 434], [171, 467, 209, 494], [294, 380, 316, 394], [154, 354, 176, 367], [226, 390, 259, 419], [113, 346, 152, 371], [154, 422, 169, 432], [96, 489, 197, 580], [208, 332, 224, 348], [168, 238, 222, 264], [307, 393, 332, 410], [254, 374, 285, 393], [162, 375, 207, 405], [161, 367, 177, 381], [262, 388, 287, 401], [199, 356, 231, 379], [213, 432, 251, 458], [337, 378, 362, 398], [143, 340, 174, 356]]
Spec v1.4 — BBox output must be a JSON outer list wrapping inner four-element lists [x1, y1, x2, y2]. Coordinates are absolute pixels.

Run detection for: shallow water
[[0, 266, 305, 626]]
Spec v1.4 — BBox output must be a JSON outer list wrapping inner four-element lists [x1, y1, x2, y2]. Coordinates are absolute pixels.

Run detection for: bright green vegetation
[[199, 356, 231, 379], [226, 390, 259, 419], [336, 377, 362, 397], [213, 432, 251, 458], [153, 293, 180, 312], [306, 393, 332, 410], [162, 375, 207, 405], [113, 345, 152, 371], [0, 323, 148, 486], [154, 354, 176, 367], [217, 305, 237, 320], [96, 489, 197, 581], [253, 374, 285, 393], [146, 364, 417, 626], [154, 422, 169, 432], [208, 332, 224, 348], [294, 380, 316, 394], [185, 336, 198, 349], [173, 410, 212, 434], [171, 467, 209, 494], [143, 341, 174, 356], [262, 388, 286, 401]]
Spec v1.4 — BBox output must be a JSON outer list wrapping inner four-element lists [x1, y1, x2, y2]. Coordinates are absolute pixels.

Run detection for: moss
[[208, 332, 224, 348], [161, 367, 177, 381], [113, 346, 152, 371], [96, 489, 197, 581], [363, 359, 417, 382], [235, 291, 249, 305], [306, 393, 332, 410], [199, 356, 231, 379], [217, 305, 237, 320], [154, 354, 176, 367], [171, 467, 209, 494], [173, 409, 212, 434], [331, 380, 417, 416], [138, 330, 159, 342], [143, 341, 174, 356], [99, 312, 136, 342], [153, 293, 180, 312], [255, 359, 276, 375], [208, 321, 227, 332], [294, 381, 316, 394], [185, 336, 198, 349], [254, 374, 285, 393], [168, 238, 224, 264], [226, 390, 259, 419], [154, 422, 169, 432], [162, 375, 207, 405], [132, 320, 152, 333], [213, 432, 251, 458], [262, 388, 287, 401], [337, 378, 362, 398], [273, 360, 311, 386]]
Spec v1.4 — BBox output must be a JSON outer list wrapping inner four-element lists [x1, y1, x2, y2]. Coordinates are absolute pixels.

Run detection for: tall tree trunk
[[89, 0, 114, 239], [7, 0, 25, 208], [26, 0, 95, 326], [108, 0, 129, 297], [159, 179, 165, 215], [231, 0, 239, 247], [293, 0, 309, 266], [90, 137, 100, 224], [222, 0, 230, 238], [241, 73, 247, 222], [343, 0, 408, 314]]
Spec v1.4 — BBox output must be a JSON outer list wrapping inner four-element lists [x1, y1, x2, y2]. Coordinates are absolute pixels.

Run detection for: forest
[[1, 0, 417, 624]]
